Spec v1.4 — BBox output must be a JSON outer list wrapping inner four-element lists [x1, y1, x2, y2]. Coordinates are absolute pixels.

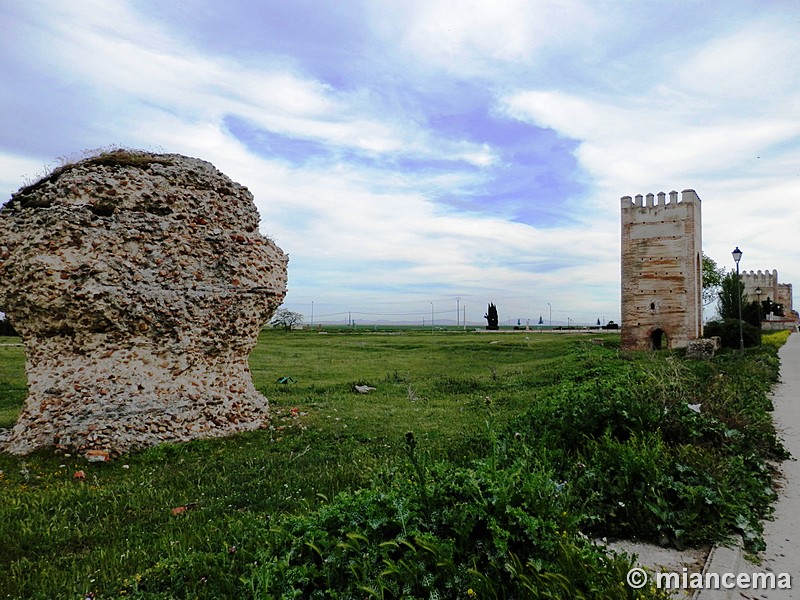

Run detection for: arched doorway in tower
[[650, 328, 667, 350]]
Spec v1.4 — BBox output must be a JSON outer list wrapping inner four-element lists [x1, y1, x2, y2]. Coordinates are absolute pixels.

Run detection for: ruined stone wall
[[620, 190, 702, 351], [0, 151, 287, 455]]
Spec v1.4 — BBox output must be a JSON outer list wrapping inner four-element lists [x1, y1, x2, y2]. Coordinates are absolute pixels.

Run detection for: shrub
[[762, 329, 791, 349], [704, 318, 761, 349], [508, 343, 784, 551], [248, 450, 666, 598]]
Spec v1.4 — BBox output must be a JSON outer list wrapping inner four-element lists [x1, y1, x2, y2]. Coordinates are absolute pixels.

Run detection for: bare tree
[[271, 308, 304, 331]]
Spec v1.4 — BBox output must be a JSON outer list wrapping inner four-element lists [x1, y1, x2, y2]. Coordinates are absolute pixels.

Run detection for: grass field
[[0, 329, 790, 598], [0, 341, 26, 430]]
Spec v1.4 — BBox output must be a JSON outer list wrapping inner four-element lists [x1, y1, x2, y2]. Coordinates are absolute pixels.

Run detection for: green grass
[[0, 329, 788, 598], [0, 338, 25, 428], [250, 330, 577, 464]]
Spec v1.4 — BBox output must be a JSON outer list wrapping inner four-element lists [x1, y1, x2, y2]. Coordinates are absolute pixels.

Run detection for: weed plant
[[0, 329, 790, 598]]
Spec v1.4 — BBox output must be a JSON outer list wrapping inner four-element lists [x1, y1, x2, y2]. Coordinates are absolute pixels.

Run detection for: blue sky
[[1, 1, 798, 326]]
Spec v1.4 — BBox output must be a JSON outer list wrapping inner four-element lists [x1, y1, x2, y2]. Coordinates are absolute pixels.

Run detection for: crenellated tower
[[741, 269, 794, 316], [620, 189, 703, 350]]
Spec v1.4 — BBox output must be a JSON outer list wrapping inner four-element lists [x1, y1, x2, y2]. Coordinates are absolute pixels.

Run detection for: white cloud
[[0, 154, 54, 198], [674, 22, 800, 105], [374, 0, 599, 78], [15, 1, 497, 168], [494, 11, 800, 315], [3, 1, 798, 324]]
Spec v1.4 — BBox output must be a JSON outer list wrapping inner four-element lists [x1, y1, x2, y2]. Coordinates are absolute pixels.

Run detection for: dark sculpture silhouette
[[484, 303, 499, 330]]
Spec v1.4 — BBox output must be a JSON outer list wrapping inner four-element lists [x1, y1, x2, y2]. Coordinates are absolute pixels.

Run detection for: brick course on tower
[[620, 190, 703, 350]]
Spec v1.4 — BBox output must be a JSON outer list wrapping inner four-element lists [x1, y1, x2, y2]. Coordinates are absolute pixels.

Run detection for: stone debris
[[85, 449, 110, 462], [685, 338, 718, 360], [0, 150, 287, 455]]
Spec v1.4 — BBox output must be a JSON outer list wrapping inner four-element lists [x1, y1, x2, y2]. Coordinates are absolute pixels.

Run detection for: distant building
[[620, 190, 703, 350], [740, 269, 793, 315], [741, 269, 797, 330]]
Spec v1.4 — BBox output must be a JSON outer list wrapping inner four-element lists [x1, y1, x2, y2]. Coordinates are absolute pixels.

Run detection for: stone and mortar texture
[[0, 150, 287, 455], [620, 190, 703, 351]]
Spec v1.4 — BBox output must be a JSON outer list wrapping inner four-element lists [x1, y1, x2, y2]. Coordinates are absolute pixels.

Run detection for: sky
[[1, 1, 798, 326]]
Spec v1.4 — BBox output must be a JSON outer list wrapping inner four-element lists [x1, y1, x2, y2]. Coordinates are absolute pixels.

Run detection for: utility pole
[[456, 297, 461, 328]]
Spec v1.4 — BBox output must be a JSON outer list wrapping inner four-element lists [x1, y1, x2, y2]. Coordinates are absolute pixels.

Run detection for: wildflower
[[467, 589, 477, 597]]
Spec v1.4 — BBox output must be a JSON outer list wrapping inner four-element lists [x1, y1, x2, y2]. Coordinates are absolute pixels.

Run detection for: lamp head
[[731, 247, 743, 264]]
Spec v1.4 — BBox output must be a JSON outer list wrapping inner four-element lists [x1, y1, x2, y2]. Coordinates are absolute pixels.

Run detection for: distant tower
[[741, 269, 794, 317], [620, 190, 703, 350]]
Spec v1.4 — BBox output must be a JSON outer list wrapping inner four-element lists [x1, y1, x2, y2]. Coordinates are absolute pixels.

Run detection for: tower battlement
[[741, 269, 779, 286], [620, 189, 700, 210]]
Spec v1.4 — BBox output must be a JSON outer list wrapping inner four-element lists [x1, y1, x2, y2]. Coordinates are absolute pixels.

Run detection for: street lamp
[[547, 302, 552, 331], [755, 286, 762, 326], [732, 247, 744, 351]]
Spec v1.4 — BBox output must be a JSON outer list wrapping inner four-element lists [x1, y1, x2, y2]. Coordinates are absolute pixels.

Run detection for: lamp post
[[547, 302, 552, 331], [430, 301, 434, 333], [732, 247, 744, 351], [755, 286, 762, 326]]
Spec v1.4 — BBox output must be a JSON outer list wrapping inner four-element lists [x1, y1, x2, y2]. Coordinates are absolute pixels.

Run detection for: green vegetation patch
[[0, 340, 25, 428], [0, 330, 789, 598]]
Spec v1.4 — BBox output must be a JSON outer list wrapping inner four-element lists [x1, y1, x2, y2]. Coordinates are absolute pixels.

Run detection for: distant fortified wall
[[741, 269, 794, 316], [620, 190, 703, 351]]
